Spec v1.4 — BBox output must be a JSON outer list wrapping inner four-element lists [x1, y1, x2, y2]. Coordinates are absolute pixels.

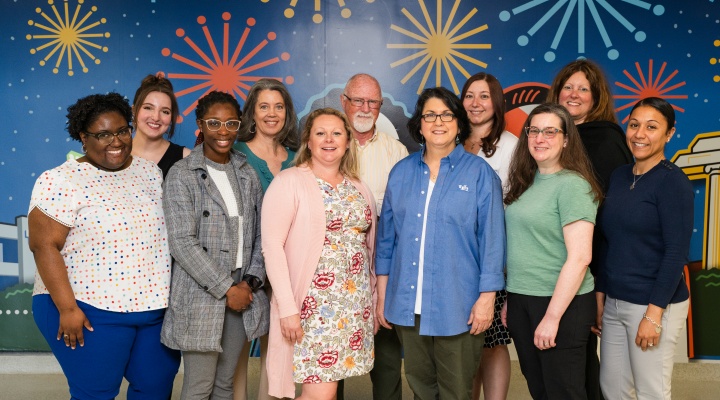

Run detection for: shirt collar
[[354, 129, 378, 147], [419, 144, 465, 167]]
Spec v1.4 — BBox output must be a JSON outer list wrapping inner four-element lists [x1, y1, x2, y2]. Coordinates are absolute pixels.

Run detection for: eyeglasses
[[524, 126, 564, 139], [421, 113, 456, 123], [200, 119, 241, 132], [343, 94, 383, 109], [83, 126, 133, 145]]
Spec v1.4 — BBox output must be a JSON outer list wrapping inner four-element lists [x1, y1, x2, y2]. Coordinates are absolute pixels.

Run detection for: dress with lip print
[[293, 177, 374, 383]]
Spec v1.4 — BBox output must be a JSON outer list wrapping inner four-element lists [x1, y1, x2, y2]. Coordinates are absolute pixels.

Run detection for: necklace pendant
[[630, 183, 635, 190]]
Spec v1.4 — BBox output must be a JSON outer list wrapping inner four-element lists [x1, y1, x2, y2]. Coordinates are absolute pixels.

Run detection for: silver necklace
[[630, 166, 645, 190]]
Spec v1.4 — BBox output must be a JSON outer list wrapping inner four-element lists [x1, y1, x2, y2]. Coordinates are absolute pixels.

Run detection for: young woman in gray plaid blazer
[[161, 91, 269, 400]]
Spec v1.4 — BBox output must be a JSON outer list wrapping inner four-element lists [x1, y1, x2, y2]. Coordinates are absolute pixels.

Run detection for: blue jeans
[[33, 294, 181, 400]]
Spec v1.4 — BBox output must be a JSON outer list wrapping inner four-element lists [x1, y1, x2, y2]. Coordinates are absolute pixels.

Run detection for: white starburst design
[[499, 0, 666, 62]]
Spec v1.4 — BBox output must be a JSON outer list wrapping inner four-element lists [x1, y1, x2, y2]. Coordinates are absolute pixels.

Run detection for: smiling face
[[420, 97, 458, 150], [253, 89, 286, 138], [197, 102, 239, 164], [81, 111, 133, 171], [307, 114, 349, 169], [134, 91, 172, 139], [527, 112, 567, 173], [341, 75, 382, 136], [626, 105, 674, 168], [558, 71, 594, 124], [462, 79, 495, 127]]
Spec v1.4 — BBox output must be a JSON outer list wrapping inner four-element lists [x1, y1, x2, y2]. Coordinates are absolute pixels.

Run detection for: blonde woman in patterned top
[[28, 92, 180, 399], [263, 108, 378, 399]]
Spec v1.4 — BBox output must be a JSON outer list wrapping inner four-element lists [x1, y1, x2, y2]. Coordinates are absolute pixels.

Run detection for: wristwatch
[[241, 275, 263, 291]]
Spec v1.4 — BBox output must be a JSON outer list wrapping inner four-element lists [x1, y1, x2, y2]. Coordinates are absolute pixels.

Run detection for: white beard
[[351, 112, 375, 134]]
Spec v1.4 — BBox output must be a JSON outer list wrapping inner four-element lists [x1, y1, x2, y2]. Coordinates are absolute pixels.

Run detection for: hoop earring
[[249, 121, 256, 134], [82, 142, 87, 153]]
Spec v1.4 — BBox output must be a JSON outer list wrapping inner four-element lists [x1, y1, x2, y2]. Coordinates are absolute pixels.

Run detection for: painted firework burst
[[387, 0, 491, 95], [26, 0, 110, 76], [162, 12, 292, 118], [614, 60, 688, 123]]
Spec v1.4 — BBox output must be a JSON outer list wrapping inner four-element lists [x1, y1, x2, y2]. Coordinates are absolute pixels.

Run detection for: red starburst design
[[614, 60, 688, 124]]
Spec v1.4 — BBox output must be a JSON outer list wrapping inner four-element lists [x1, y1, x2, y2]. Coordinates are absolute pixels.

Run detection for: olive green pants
[[396, 315, 484, 400]]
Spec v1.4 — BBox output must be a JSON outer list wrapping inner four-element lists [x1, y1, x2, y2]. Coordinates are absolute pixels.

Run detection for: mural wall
[[0, 0, 718, 357]]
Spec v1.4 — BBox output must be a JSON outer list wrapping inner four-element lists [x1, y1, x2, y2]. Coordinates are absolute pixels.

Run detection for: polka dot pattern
[[29, 158, 171, 312]]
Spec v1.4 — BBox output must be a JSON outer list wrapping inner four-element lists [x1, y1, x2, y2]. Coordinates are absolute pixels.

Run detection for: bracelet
[[642, 313, 663, 333]]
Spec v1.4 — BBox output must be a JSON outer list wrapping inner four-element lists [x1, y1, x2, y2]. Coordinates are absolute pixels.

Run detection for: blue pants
[[33, 294, 181, 400]]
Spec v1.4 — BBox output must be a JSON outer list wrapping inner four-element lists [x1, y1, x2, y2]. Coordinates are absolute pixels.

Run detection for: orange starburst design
[[614, 60, 688, 124], [162, 12, 293, 119]]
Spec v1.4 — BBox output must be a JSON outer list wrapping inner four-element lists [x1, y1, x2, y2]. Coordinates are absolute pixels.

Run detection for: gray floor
[[2, 357, 720, 399]]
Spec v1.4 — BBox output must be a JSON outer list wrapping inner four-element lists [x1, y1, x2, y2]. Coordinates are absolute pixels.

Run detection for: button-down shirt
[[356, 130, 409, 213], [376, 145, 505, 336]]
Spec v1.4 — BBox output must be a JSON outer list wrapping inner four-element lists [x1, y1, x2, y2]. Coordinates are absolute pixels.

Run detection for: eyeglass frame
[[524, 126, 564, 139], [83, 126, 133, 145], [421, 113, 456, 123], [199, 118, 242, 132], [342, 94, 383, 109]]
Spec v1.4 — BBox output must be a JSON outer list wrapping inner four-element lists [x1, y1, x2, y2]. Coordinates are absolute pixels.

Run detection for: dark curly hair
[[132, 73, 180, 138], [195, 91, 242, 121], [66, 92, 132, 142], [407, 87, 470, 144]]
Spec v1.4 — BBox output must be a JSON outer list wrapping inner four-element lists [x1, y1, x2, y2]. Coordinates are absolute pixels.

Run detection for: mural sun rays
[[614, 60, 688, 124], [387, 0, 491, 94], [162, 12, 292, 119], [26, 0, 110, 76]]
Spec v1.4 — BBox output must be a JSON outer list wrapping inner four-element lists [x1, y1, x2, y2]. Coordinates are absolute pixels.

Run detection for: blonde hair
[[295, 108, 359, 179]]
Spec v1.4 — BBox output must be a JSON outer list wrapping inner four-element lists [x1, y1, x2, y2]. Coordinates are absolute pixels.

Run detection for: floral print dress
[[293, 178, 374, 383]]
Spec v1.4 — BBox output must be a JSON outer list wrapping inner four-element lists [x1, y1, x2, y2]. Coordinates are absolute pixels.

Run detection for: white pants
[[600, 297, 689, 400]]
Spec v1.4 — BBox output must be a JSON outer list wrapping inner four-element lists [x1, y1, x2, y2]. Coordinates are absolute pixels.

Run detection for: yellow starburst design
[[26, 0, 109, 76], [387, 0, 490, 94], [261, 0, 375, 24], [711, 39, 720, 83]]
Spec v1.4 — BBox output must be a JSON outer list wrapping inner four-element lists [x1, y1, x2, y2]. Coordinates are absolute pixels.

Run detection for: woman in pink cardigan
[[262, 108, 377, 399]]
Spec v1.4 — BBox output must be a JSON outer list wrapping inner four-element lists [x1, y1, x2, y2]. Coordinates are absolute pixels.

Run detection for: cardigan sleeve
[[262, 172, 302, 318]]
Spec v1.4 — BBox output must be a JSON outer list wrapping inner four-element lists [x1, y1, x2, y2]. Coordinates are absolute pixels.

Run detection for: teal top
[[505, 170, 598, 297], [233, 141, 296, 193]]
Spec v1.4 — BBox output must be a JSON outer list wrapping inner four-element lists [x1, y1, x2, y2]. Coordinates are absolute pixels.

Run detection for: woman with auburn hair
[[460, 72, 518, 400], [263, 108, 377, 400], [504, 103, 603, 399], [547, 59, 632, 399], [546, 59, 632, 191], [131, 73, 191, 178]]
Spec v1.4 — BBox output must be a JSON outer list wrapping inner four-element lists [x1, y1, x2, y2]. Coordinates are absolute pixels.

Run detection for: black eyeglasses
[[83, 126, 133, 145], [343, 94, 383, 109], [524, 126, 564, 139], [421, 113, 456, 123], [200, 119, 241, 132]]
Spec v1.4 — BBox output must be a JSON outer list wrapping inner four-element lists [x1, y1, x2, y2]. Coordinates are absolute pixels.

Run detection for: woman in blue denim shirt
[[375, 87, 505, 400]]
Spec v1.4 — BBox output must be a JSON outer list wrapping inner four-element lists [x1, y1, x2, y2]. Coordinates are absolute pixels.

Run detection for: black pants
[[369, 326, 403, 400], [507, 292, 596, 400]]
